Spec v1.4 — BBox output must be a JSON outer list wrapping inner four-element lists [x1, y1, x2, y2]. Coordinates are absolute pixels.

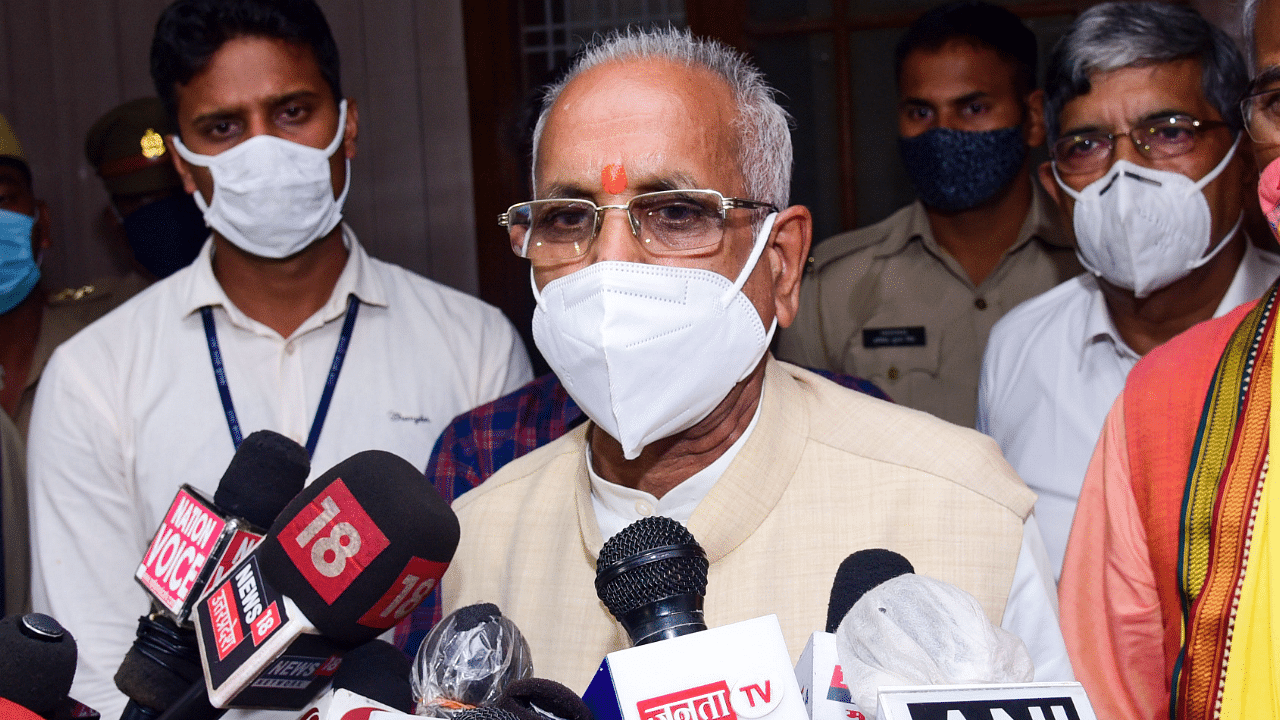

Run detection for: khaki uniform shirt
[[442, 358, 1036, 692], [2, 273, 147, 614], [777, 186, 1079, 426]]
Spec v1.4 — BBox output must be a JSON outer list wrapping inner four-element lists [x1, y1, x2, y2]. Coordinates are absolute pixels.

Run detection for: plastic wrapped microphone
[[595, 516, 708, 645], [833, 571, 1034, 718], [413, 603, 532, 718]]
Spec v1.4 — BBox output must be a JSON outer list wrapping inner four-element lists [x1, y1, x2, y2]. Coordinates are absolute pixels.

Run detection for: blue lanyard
[[201, 295, 360, 457]]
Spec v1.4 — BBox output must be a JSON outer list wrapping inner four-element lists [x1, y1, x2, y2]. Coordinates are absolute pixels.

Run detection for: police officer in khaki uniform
[[85, 97, 208, 281], [777, 1, 1080, 427], [0, 108, 151, 613]]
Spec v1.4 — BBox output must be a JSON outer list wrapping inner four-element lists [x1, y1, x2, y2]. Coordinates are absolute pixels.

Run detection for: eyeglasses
[[1242, 86, 1280, 145], [1051, 114, 1229, 175], [498, 189, 777, 265]]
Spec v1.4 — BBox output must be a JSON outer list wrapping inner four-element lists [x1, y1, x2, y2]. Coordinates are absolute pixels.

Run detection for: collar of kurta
[[572, 355, 806, 564]]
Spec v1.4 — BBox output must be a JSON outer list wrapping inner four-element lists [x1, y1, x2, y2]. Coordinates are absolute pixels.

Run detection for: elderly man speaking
[[441, 28, 1070, 690]]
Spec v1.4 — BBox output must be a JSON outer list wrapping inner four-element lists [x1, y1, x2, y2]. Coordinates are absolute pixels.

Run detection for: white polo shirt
[[27, 226, 532, 720], [976, 240, 1280, 577]]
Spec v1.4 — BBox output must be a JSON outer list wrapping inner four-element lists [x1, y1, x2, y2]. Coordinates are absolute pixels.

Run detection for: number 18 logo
[[279, 479, 390, 603]]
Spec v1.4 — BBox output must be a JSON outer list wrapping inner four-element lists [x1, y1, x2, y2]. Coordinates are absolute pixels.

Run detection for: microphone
[[117, 430, 310, 719], [330, 640, 413, 713], [454, 709, 520, 720], [292, 639, 414, 719], [594, 516, 708, 646], [0, 613, 98, 720], [412, 603, 532, 717], [584, 519, 806, 720], [825, 549, 914, 634], [192, 449, 459, 709], [798, 549, 916, 720], [833, 571, 1036, 720], [134, 430, 310, 623], [496, 678, 595, 720]]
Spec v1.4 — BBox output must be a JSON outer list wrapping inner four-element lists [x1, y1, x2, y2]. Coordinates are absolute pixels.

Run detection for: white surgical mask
[[1053, 134, 1241, 298], [172, 99, 350, 259], [532, 214, 779, 460]]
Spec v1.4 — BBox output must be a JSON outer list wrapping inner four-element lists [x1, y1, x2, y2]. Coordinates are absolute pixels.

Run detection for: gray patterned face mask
[[898, 126, 1027, 212]]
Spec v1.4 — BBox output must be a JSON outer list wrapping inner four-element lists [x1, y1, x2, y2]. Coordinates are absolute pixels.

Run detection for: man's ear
[[166, 135, 199, 195], [1037, 160, 1062, 207], [768, 204, 813, 329], [342, 98, 359, 160], [1023, 89, 1046, 149]]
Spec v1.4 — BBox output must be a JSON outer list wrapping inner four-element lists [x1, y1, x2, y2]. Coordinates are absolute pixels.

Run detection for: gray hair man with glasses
[[1052, 2, 1280, 717], [975, 1, 1280, 580], [442, 26, 1071, 691]]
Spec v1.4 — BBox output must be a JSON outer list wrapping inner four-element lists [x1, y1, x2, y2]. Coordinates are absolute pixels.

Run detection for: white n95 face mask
[[172, 99, 351, 259], [1053, 134, 1241, 298], [531, 213, 779, 460]]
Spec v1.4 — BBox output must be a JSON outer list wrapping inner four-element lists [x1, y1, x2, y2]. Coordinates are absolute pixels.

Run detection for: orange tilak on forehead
[[602, 164, 627, 195]]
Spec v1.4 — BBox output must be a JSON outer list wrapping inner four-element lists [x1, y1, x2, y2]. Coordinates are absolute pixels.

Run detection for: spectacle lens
[[1242, 87, 1280, 145], [499, 189, 774, 264], [1053, 115, 1225, 175]]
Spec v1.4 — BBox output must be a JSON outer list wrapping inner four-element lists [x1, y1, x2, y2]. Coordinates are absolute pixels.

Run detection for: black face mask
[[898, 126, 1027, 212], [120, 194, 208, 279]]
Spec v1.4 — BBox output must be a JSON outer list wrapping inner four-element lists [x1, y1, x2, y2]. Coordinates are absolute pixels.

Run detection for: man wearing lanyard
[[25, 0, 532, 716]]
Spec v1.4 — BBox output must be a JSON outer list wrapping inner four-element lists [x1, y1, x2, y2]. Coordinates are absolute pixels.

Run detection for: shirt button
[[887, 366, 900, 382], [635, 501, 653, 516], [974, 297, 988, 310], [285, 341, 297, 355]]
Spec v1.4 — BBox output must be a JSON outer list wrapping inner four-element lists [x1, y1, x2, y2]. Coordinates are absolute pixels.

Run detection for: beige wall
[[0, 0, 479, 296]]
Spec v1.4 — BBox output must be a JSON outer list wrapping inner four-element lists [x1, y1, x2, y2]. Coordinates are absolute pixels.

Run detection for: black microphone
[[595, 516, 708, 646], [453, 708, 521, 720], [825, 549, 914, 634], [497, 678, 595, 720], [133, 430, 310, 622], [330, 640, 413, 713], [412, 603, 532, 716], [0, 613, 98, 720], [192, 449, 459, 709], [117, 430, 309, 719]]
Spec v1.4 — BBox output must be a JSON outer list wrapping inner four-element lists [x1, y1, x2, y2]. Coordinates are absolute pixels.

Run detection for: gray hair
[[529, 27, 793, 210], [1043, 1, 1248, 142], [1244, 0, 1262, 73]]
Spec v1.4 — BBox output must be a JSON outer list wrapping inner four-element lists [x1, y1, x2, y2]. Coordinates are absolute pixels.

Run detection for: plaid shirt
[[394, 368, 889, 654]]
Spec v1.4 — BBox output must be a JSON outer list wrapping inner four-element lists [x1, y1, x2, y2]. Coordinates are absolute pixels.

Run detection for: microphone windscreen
[[257, 450, 460, 645], [0, 614, 77, 715], [212, 430, 309, 529], [826, 549, 914, 634], [498, 678, 595, 720], [454, 708, 521, 720], [331, 640, 414, 713], [595, 516, 707, 617], [114, 616, 202, 711]]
